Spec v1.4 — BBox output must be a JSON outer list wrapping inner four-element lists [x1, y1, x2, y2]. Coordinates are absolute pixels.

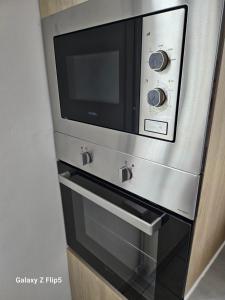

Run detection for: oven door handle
[[59, 172, 164, 236]]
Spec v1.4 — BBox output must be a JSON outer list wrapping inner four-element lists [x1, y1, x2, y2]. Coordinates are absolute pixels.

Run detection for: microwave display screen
[[66, 51, 119, 104]]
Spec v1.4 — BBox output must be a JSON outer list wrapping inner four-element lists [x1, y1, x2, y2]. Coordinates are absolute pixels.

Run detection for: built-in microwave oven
[[42, 0, 224, 218], [43, 1, 224, 298], [54, 8, 185, 142]]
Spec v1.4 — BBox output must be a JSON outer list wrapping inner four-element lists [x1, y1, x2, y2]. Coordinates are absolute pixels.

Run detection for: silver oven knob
[[149, 50, 169, 72], [148, 88, 166, 107], [81, 151, 92, 166], [119, 166, 132, 183]]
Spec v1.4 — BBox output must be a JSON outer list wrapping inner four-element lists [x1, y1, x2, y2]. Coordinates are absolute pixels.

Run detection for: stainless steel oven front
[[42, 0, 224, 219], [58, 161, 192, 300]]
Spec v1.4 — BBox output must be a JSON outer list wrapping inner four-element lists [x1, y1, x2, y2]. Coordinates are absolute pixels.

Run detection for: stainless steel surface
[[42, 0, 224, 175], [42, 0, 224, 219], [59, 171, 163, 236], [55, 132, 199, 219], [119, 166, 133, 183], [139, 9, 185, 141], [81, 151, 92, 166]]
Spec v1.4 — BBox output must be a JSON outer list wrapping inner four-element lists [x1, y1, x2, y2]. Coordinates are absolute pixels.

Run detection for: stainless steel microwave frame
[[42, 0, 225, 220], [53, 8, 185, 142]]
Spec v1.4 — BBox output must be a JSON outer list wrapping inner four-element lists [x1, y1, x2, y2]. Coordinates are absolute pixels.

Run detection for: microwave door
[[54, 18, 142, 134]]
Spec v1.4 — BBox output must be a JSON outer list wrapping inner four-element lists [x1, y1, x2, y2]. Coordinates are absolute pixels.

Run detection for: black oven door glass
[[74, 194, 158, 297], [54, 18, 142, 133], [59, 165, 192, 300]]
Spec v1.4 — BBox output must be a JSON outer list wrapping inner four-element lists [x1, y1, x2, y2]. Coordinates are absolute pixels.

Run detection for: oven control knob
[[149, 50, 169, 72], [81, 151, 92, 166], [119, 166, 132, 183], [148, 88, 166, 107]]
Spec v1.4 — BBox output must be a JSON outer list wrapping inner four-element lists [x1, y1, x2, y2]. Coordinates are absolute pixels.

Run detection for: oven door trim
[[59, 171, 165, 236]]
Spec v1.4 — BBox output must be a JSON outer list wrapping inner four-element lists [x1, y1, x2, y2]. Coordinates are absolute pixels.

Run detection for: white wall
[[0, 1, 71, 299]]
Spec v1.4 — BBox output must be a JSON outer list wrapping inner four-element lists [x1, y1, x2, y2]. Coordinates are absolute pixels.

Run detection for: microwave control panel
[[139, 8, 185, 141]]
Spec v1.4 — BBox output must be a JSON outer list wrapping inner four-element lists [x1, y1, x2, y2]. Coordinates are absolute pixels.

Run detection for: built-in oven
[[43, 0, 225, 220], [54, 8, 185, 142], [42, 1, 224, 298], [59, 162, 192, 300]]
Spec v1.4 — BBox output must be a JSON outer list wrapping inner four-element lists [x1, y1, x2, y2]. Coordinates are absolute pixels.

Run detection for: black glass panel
[[73, 194, 157, 299], [59, 163, 192, 300], [66, 51, 119, 104], [54, 18, 142, 133]]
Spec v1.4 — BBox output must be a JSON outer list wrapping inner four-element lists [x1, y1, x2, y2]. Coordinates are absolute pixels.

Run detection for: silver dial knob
[[148, 88, 166, 107], [81, 151, 92, 166], [149, 50, 169, 72], [119, 166, 132, 183]]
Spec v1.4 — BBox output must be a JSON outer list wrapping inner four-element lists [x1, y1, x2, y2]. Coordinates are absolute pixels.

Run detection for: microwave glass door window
[[66, 51, 119, 104], [54, 18, 142, 133]]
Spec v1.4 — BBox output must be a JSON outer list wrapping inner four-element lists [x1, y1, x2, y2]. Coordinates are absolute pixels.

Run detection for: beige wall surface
[[186, 33, 225, 292], [39, 0, 87, 17], [67, 249, 125, 300]]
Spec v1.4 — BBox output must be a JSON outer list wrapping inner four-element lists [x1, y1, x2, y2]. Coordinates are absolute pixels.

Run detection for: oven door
[[54, 18, 142, 133], [59, 166, 191, 300]]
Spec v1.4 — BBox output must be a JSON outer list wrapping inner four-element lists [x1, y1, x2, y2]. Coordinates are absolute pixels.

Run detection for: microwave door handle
[[59, 172, 164, 236]]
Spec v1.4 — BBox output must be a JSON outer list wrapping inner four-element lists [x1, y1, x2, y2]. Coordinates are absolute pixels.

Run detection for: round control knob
[[149, 50, 169, 72], [81, 151, 92, 166], [119, 166, 132, 183], [148, 88, 166, 107]]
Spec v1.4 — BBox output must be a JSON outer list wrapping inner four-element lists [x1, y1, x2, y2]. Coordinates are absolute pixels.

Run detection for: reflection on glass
[[73, 195, 157, 299], [66, 51, 119, 103]]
